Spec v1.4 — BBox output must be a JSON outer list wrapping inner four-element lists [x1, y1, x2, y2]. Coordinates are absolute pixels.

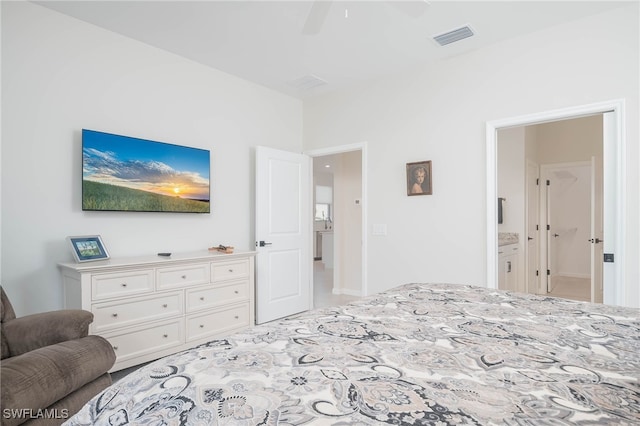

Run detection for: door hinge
[[546, 180, 550, 186], [547, 224, 550, 231], [547, 269, 551, 276], [536, 178, 539, 185], [536, 270, 539, 276], [536, 224, 539, 231]]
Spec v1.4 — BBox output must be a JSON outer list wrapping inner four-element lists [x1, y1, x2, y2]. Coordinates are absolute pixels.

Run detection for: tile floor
[[546, 275, 592, 302], [313, 260, 360, 308]]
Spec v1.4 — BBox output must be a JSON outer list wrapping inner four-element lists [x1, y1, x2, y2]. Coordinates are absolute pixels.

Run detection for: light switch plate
[[372, 224, 387, 236]]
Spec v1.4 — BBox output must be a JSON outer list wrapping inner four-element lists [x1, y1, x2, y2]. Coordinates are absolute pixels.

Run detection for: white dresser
[[59, 250, 255, 372]]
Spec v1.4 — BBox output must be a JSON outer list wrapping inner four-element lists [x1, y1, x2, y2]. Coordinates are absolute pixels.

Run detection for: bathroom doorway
[[489, 100, 625, 306], [497, 117, 603, 303]]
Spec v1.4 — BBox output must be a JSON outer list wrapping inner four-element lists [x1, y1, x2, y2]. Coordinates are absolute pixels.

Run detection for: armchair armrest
[[3, 309, 93, 357]]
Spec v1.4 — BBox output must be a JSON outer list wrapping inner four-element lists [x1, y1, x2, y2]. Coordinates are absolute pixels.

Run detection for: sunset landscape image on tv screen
[[82, 129, 210, 213]]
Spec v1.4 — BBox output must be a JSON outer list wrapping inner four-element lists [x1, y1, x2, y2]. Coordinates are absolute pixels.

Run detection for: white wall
[[536, 116, 603, 164], [1, 2, 303, 314], [333, 150, 362, 295], [497, 127, 526, 236], [497, 126, 526, 288], [303, 4, 639, 307]]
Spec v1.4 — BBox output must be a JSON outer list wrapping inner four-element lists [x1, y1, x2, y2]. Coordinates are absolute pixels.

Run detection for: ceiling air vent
[[433, 25, 475, 46], [287, 74, 328, 91]]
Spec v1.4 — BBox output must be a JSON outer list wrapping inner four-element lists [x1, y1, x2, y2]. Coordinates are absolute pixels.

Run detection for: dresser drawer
[[186, 302, 250, 341], [186, 281, 248, 313], [157, 263, 209, 290], [92, 292, 183, 332], [211, 259, 250, 282], [104, 319, 183, 364], [91, 270, 154, 301]]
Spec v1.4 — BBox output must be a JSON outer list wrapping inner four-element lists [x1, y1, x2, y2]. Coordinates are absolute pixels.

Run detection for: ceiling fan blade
[[387, 0, 429, 18], [302, 0, 333, 35]]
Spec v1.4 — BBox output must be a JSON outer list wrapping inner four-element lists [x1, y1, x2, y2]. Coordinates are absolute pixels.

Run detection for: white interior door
[[255, 146, 311, 324], [526, 161, 539, 294], [545, 174, 555, 293], [545, 163, 592, 295]]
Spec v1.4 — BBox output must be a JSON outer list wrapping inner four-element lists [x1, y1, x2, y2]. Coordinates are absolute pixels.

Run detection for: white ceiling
[[35, 1, 627, 99]]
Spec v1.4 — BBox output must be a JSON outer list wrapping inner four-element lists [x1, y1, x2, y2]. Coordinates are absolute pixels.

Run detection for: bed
[[66, 283, 639, 425]]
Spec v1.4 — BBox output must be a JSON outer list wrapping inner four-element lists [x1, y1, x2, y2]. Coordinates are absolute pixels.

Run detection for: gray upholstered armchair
[[0, 286, 116, 426]]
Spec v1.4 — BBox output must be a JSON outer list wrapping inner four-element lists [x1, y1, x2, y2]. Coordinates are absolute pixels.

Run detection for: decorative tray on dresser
[[59, 250, 255, 372]]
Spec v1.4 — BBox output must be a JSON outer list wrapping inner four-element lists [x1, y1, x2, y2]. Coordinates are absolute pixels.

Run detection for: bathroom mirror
[[315, 203, 331, 221]]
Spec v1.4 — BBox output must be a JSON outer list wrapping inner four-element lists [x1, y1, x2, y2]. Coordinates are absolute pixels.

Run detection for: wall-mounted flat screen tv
[[82, 129, 210, 213]]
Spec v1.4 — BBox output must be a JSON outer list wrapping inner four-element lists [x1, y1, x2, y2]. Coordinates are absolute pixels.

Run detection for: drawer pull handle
[[181, 275, 187, 279], [162, 304, 168, 308], [200, 297, 205, 301], [199, 324, 204, 328], [234, 315, 239, 319], [112, 313, 118, 317], [121, 283, 127, 287], [234, 290, 239, 294], [228, 269, 234, 273], [113, 346, 118, 351]]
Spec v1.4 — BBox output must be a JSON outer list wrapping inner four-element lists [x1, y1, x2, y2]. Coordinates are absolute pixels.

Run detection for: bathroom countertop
[[498, 232, 519, 246]]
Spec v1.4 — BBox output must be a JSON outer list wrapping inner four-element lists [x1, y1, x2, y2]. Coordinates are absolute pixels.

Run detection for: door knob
[[257, 241, 272, 247], [528, 237, 533, 241]]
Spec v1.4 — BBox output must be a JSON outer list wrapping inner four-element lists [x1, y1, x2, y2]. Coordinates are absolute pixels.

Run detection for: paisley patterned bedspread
[[67, 283, 639, 425]]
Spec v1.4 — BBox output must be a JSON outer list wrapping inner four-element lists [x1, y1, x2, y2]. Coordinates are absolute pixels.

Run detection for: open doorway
[[497, 116, 603, 303], [487, 100, 626, 307], [308, 144, 367, 309]]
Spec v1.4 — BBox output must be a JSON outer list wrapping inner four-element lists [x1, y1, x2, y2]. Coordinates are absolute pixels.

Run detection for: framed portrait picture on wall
[[406, 160, 432, 196]]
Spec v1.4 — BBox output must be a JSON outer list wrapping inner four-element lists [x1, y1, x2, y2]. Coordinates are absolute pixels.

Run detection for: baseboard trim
[[332, 288, 362, 297]]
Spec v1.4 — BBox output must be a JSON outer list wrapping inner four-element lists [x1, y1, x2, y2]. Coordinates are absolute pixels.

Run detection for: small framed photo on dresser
[[67, 235, 110, 263]]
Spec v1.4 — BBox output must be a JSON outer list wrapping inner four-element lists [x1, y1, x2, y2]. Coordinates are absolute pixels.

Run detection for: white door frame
[[486, 100, 626, 306], [306, 142, 368, 299]]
